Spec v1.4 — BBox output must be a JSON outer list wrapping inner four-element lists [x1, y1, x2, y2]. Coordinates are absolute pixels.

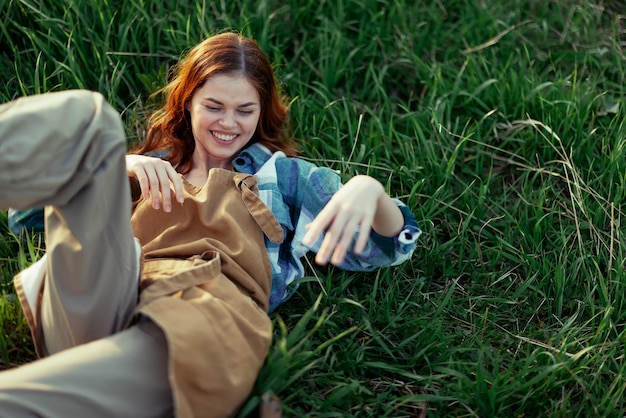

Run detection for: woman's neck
[[185, 155, 233, 188]]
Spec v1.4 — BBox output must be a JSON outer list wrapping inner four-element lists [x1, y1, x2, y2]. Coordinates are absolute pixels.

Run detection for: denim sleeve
[[290, 161, 420, 271], [8, 208, 45, 235]]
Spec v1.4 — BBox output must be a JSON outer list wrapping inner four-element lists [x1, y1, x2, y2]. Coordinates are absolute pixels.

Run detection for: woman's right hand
[[126, 154, 184, 212]]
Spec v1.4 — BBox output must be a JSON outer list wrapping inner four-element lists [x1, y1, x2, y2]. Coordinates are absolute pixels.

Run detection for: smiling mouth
[[212, 131, 237, 142]]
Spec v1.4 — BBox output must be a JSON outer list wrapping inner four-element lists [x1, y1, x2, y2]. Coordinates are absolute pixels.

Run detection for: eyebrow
[[205, 98, 258, 107]]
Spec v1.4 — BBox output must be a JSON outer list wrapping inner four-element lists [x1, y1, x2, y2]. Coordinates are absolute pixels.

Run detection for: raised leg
[[0, 90, 139, 353]]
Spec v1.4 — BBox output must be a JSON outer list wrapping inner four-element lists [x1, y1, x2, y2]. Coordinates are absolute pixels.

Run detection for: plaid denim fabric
[[233, 144, 420, 312]]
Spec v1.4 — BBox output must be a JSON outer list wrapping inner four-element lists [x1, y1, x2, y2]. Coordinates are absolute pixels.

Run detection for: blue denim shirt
[[8, 143, 421, 311], [233, 144, 421, 311]]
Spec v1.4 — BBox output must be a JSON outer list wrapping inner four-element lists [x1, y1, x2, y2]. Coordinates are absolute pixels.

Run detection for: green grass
[[1, 0, 626, 416]]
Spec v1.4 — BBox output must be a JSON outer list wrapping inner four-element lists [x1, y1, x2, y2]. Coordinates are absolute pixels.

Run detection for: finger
[[127, 156, 153, 203], [315, 211, 350, 265], [134, 169, 151, 202], [303, 203, 336, 246], [166, 166, 184, 204], [330, 215, 361, 265], [156, 166, 174, 212], [314, 230, 337, 265], [353, 214, 374, 255], [145, 169, 163, 210]]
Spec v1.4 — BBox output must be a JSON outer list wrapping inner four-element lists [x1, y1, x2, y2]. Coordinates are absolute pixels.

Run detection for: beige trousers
[[0, 91, 173, 417]]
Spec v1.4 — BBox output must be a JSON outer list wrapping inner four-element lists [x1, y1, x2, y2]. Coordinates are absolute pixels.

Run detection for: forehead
[[193, 74, 259, 104]]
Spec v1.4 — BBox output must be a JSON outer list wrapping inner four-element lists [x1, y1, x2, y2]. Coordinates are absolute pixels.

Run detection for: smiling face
[[186, 73, 261, 170]]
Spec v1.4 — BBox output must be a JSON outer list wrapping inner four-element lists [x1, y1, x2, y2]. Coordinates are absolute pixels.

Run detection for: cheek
[[192, 111, 211, 129], [251, 116, 261, 133]]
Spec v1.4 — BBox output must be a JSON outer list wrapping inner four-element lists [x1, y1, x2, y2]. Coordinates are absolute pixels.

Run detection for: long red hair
[[134, 32, 299, 173]]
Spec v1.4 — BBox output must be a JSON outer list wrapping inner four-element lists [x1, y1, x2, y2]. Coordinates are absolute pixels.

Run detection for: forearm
[[372, 192, 405, 238], [302, 173, 409, 265]]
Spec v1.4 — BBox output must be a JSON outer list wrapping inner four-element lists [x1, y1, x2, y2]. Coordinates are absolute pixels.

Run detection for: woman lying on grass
[[0, 32, 420, 417]]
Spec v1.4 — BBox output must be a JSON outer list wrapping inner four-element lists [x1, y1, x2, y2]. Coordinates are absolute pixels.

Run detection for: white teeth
[[212, 131, 237, 141]]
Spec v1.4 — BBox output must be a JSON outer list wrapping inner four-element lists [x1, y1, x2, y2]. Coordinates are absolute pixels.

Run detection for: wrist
[[356, 175, 385, 200]]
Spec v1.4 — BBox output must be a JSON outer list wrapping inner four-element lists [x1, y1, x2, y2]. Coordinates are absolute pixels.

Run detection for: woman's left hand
[[302, 175, 385, 266]]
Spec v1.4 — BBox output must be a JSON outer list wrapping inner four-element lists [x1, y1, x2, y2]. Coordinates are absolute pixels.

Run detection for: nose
[[219, 112, 236, 129]]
